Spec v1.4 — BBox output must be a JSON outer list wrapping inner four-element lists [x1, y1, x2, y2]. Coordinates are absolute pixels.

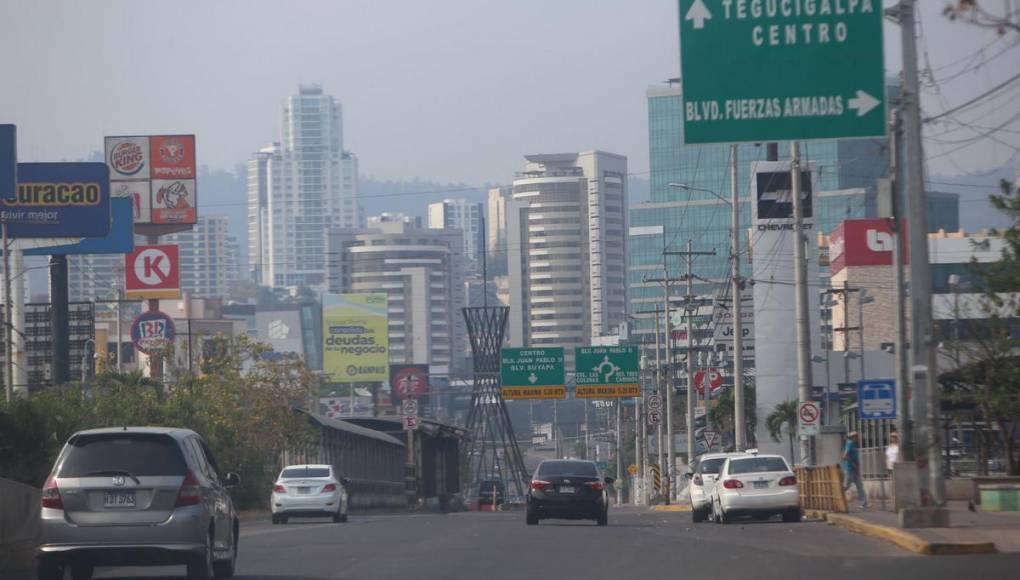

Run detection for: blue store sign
[[5, 162, 111, 238]]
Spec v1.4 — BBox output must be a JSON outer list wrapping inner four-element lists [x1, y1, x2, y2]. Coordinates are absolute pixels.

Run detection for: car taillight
[[779, 476, 797, 486], [693, 474, 703, 486], [175, 471, 201, 507], [273, 484, 286, 493], [323, 483, 337, 492], [722, 479, 744, 489], [585, 481, 605, 491], [41, 476, 63, 510], [530, 479, 551, 491]]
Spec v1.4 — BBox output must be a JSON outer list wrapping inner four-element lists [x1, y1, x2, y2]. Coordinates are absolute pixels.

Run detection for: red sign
[[693, 368, 724, 396], [149, 135, 195, 180], [829, 219, 909, 274], [390, 364, 429, 402], [126, 244, 180, 299]]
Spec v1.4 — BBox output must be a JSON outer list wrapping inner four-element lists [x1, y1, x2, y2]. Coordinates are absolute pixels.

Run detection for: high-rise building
[[162, 215, 241, 299], [69, 255, 123, 303], [487, 186, 511, 275], [247, 84, 358, 290], [326, 220, 467, 375], [428, 198, 483, 273], [506, 151, 629, 363]]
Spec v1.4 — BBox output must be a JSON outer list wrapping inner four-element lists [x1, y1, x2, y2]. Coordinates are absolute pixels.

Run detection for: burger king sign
[[105, 137, 150, 179]]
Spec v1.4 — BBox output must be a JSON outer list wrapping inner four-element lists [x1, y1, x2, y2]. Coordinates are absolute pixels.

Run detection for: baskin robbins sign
[[3, 163, 111, 238], [104, 135, 197, 230]]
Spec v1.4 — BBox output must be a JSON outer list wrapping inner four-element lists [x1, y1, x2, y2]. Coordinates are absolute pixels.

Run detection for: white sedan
[[709, 453, 801, 524], [686, 452, 746, 523], [271, 464, 349, 524]]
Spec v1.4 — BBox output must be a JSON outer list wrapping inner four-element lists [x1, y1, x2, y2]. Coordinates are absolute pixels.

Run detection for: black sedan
[[526, 459, 613, 526]]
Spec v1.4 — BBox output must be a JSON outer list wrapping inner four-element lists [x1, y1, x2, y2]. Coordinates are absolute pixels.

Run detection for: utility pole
[[3, 221, 12, 403], [889, 110, 914, 462], [665, 241, 715, 492], [899, 0, 944, 505], [730, 144, 747, 451], [654, 306, 664, 500], [791, 142, 814, 466], [616, 399, 623, 505]]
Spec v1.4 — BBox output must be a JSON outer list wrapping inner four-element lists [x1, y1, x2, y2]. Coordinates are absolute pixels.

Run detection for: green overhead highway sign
[[500, 347, 566, 400], [575, 346, 641, 398], [678, 0, 886, 144]]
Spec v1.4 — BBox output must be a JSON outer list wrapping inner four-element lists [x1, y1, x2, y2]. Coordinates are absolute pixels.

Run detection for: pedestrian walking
[[885, 431, 900, 473], [842, 431, 870, 509]]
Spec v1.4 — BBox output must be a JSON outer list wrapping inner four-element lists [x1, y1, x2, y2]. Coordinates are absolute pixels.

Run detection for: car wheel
[[187, 530, 215, 580], [36, 561, 62, 580], [213, 526, 238, 579], [719, 507, 732, 525], [280, 516, 289, 524], [271, 514, 279, 525], [526, 507, 539, 525], [782, 508, 802, 523], [692, 506, 705, 523], [597, 510, 608, 527], [340, 511, 349, 523], [70, 565, 94, 580], [333, 510, 343, 523]]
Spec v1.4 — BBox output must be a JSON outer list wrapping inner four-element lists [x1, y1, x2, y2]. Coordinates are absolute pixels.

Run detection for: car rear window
[[58, 433, 187, 477], [697, 458, 727, 475], [728, 457, 790, 474], [537, 461, 598, 477], [281, 467, 330, 479]]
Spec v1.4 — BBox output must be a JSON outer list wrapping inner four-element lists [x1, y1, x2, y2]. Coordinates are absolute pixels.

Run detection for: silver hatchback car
[[37, 427, 240, 580]]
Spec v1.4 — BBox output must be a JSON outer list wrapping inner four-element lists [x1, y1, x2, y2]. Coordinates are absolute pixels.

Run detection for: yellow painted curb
[[824, 513, 997, 556], [649, 504, 692, 512]]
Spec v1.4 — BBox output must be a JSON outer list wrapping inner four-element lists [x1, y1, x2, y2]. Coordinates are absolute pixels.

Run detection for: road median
[[823, 512, 997, 556]]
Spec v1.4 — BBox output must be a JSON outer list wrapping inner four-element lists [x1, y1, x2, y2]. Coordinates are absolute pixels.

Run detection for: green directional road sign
[[500, 347, 566, 400], [574, 346, 641, 398], [678, 0, 885, 144]]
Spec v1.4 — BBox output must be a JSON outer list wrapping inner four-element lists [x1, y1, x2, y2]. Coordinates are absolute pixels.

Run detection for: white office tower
[[162, 215, 241, 299], [247, 84, 359, 290], [326, 220, 468, 376], [428, 198, 484, 274], [68, 255, 123, 302], [506, 152, 629, 364]]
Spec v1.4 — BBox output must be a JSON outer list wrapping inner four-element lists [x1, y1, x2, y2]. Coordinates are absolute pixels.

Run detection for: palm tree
[[766, 400, 798, 460]]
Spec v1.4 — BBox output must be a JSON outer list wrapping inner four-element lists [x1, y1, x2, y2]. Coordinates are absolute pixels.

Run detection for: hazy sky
[[2, 0, 1018, 185]]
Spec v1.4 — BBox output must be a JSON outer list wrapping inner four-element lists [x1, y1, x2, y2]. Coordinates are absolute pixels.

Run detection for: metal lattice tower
[[461, 306, 529, 498]]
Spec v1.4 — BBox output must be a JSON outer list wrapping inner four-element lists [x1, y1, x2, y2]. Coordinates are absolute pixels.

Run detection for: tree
[[707, 379, 757, 450], [766, 400, 799, 461], [944, 1, 1020, 35]]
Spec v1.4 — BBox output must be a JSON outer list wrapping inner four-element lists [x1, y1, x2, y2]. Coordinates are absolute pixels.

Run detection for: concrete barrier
[[0, 477, 40, 575]]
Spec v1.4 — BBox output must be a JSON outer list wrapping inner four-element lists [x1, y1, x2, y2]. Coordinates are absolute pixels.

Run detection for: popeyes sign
[[104, 135, 197, 230], [829, 219, 909, 274]]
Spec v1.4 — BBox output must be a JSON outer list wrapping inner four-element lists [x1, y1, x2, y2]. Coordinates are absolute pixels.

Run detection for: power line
[[923, 71, 1020, 124]]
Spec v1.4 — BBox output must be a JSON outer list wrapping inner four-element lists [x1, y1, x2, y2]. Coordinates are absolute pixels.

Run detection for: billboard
[[104, 134, 196, 229], [256, 310, 305, 356], [24, 197, 134, 256], [5, 163, 111, 238], [323, 293, 389, 383], [125, 244, 181, 300], [390, 364, 429, 403], [755, 168, 813, 222], [829, 218, 908, 275]]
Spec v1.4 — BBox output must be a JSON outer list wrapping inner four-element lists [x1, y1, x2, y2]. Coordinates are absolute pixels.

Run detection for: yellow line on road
[[649, 504, 692, 512]]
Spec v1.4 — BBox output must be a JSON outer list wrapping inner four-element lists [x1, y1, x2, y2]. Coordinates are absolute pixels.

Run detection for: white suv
[[685, 452, 745, 523]]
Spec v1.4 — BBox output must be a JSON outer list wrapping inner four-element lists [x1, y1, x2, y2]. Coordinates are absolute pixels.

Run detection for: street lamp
[[667, 183, 731, 205]]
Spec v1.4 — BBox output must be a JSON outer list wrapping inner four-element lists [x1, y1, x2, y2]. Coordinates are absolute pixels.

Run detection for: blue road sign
[[24, 198, 134, 256], [6, 163, 111, 238], [858, 379, 896, 420], [0, 125, 14, 201]]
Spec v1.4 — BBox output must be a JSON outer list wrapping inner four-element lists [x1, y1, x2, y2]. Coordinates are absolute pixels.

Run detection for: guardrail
[[796, 465, 848, 513], [345, 478, 405, 510]]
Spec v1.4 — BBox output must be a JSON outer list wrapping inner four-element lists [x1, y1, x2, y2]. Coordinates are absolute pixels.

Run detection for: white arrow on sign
[[848, 90, 881, 117], [685, 0, 712, 30]]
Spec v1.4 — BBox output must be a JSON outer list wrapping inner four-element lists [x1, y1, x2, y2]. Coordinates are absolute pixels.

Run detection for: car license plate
[[298, 487, 311, 494], [559, 486, 575, 494], [753, 481, 769, 489], [104, 491, 136, 508]]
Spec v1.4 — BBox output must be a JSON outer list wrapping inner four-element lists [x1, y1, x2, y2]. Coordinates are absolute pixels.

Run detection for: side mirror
[[224, 472, 240, 488], [604, 477, 615, 486]]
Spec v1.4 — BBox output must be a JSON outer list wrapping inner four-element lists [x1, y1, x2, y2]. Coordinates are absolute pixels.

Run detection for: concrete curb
[[649, 504, 692, 512], [823, 512, 997, 556]]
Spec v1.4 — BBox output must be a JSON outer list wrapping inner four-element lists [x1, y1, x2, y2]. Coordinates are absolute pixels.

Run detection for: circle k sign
[[125, 244, 181, 299]]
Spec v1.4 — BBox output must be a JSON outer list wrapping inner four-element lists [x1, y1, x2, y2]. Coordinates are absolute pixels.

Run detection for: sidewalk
[[819, 501, 1020, 555]]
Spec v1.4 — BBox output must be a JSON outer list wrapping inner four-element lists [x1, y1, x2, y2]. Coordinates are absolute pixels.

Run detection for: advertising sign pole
[[3, 221, 12, 402], [146, 235, 163, 381], [50, 255, 70, 385]]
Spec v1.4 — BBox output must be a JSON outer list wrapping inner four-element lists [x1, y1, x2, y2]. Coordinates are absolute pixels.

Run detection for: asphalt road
[[11, 507, 1020, 580]]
